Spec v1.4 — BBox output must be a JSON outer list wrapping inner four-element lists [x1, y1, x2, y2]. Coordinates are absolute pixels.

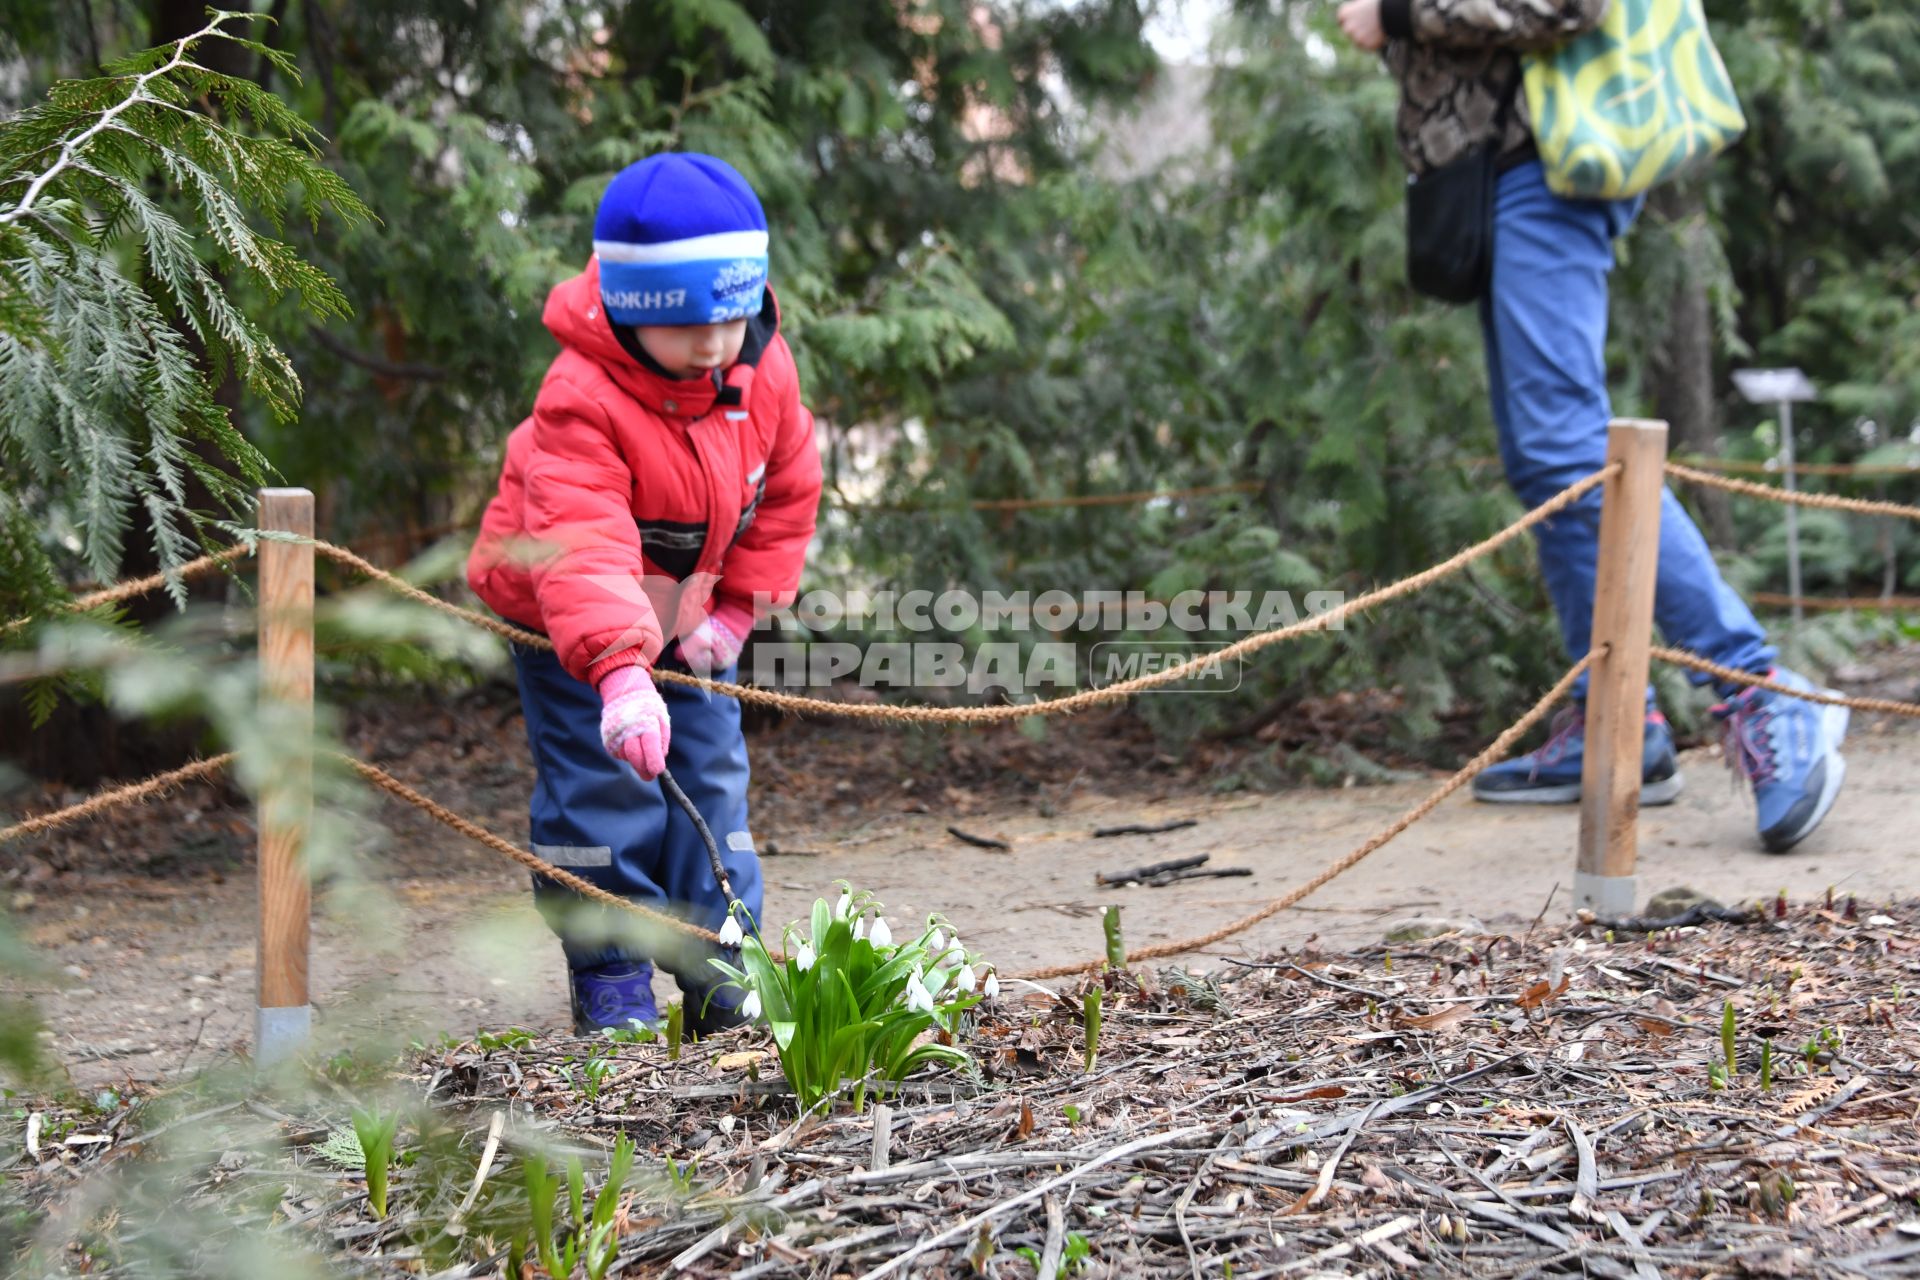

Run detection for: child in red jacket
[[467, 153, 820, 1034]]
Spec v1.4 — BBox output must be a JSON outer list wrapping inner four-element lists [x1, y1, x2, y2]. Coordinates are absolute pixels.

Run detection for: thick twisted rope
[[0, 747, 734, 949], [338, 755, 728, 946], [0, 546, 251, 638], [0, 754, 236, 846], [1013, 653, 1595, 980], [1750, 592, 1920, 613], [1666, 462, 1920, 523], [1652, 646, 1920, 719], [1674, 456, 1920, 479], [314, 465, 1617, 722]]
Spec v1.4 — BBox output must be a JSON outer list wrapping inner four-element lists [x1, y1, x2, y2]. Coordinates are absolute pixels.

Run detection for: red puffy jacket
[[468, 259, 820, 685]]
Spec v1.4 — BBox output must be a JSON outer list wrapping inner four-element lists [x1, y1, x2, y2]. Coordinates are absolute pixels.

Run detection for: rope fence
[[0, 468, 1622, 972], [1673, 456, 1920, 479], [0, 546, 251, 639], [1014, 652, 1596, 980], [1666, 462, 1920, 523], [1749, 592, 1920, 613], [5, 424, 1920, 1041], [1653, 647, 1920, 720], [306, 465, 1614, 723], [0, 754, 236, 847], [0, 660, 1593, 975], [340, 755, 728, 947]]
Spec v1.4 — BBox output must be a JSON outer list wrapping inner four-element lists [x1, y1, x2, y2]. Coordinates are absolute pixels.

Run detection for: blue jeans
[[510, 636, 763, 980], [1481, 160, 1774, 699]]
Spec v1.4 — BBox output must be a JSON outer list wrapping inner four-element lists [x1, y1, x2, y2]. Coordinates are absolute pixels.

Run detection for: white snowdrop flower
[[717, 914, 744, 946], [796, 941, 816, 972], [905, 971, 935, 1014], [835, 890, 853, 920], [955, 963, 977, 994], [853, 917, 867, 942], [927, 928, 946, 954], [740, 989, 762, 1019], [983, 971, 1000, 1000], [869, 916, 894, 949]]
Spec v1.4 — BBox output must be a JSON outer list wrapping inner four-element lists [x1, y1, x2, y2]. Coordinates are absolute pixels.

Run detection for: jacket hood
[[543, 257, 781, 419]]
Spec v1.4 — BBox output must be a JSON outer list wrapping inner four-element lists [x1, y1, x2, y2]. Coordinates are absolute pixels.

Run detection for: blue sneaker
[[568, 962, 658, 1034], [1713, 667, 1848, 853], [1472, 705, 1683, 805]]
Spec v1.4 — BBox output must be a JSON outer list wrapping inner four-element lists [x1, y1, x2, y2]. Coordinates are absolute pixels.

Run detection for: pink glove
[[675, 600, 755, 675], [597, 665, 670, 780]]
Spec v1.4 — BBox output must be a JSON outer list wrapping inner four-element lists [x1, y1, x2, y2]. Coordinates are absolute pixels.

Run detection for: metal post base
[[254, 1004, 312, 1068], [1574, 871, 1637, 918]]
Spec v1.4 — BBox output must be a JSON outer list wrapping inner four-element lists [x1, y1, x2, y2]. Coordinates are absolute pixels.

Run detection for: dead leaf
[[1516, 976, 1571, 1010], [1016, 1100, 1034, 1141], [713, 1050, 769, 1072], [1398, 1004, 1478, 1034], [1634, 1017, 1677, 1039]]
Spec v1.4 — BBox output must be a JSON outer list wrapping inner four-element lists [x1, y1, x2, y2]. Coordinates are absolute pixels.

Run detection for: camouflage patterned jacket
[[1379, 0, 1612, 176]]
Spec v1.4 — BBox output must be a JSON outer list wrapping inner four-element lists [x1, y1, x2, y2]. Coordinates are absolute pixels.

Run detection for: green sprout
[[350, 1107, 400, 1219], [1102, 907, 1126, 972], [1083, 987, 1103, 1074]]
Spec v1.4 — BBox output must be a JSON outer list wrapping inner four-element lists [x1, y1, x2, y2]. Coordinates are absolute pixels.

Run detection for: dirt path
[[13, 705, 1917, 1090]]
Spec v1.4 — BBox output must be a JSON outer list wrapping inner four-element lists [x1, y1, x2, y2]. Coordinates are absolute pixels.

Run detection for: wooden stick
[[256, 488, 314, 1067], [1576, 421, 1667, 917], [1097, 854, 1210, 887], [869, 1103, 892, 1174], [448, 1111, 506, 1228], [1036, 1195, 1066, 1280], [946, 825, 1010, 850], [1092, 818, 1198, 838]]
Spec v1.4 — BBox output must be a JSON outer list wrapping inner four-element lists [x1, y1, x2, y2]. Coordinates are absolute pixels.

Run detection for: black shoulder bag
[[1405, 72, 1522, 305]]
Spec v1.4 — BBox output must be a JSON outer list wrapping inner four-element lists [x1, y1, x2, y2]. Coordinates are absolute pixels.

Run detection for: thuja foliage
[[0, 12, 368, 622]]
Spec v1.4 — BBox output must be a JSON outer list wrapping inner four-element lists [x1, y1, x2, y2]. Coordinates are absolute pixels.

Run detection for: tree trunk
[[1646, 179, 1735, 547]]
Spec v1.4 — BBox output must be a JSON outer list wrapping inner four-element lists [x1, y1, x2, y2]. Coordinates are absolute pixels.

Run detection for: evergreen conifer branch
[[0, 8, 370, 616]]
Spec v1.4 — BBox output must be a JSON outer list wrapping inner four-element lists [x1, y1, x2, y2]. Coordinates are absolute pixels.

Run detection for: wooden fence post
[[256, 488, 314, 1067], [1576, 420, 1669, 917]]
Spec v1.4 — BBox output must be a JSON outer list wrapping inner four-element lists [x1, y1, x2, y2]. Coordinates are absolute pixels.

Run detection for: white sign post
[[1732, 368, 1819, 630]]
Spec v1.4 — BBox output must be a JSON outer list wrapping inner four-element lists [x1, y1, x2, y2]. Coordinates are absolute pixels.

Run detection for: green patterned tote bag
[[1523, 0, 1747, 200]]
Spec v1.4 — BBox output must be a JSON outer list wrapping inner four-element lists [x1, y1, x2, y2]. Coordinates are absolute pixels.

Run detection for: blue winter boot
[[1713, 667, 1849, 853], [568, 962, 659, 1034], [1472, 705, 1683, 805]]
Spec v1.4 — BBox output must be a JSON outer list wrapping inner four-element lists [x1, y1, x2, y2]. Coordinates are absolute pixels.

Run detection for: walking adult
[[1335, 0, 1848, 852]]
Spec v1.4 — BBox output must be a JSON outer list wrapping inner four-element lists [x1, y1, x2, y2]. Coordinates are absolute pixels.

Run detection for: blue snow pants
[[509, 632, 763, 985], [1480, 160, 1774, 700]]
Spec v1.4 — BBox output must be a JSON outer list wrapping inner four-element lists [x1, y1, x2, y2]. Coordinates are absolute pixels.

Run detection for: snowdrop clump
[[707, 882, 998, 1112]]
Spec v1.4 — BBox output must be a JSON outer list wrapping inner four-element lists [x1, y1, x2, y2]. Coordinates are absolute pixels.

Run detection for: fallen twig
[[947, 826, 1011, 850], [1092, 819, 1199, 838], [1097, 854, 1209, 887]]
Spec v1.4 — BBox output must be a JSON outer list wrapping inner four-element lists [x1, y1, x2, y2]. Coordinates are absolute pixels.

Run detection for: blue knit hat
[[593, 153, 768, 327]]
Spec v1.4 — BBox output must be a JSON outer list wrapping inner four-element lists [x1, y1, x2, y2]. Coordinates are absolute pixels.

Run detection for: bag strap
[[1492, 60, 1524, 131]]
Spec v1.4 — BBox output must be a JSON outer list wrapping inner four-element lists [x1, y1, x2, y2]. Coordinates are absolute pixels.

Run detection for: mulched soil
[[10, 900, 1920, 1277]]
